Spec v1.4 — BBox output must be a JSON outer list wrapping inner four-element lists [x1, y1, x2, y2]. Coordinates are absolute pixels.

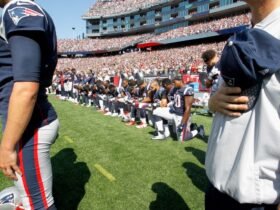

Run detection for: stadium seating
[[84, 0, 165, 17], [57, 42, 225, 74], [58, 13, 249, 53], [142, 13, 250, 43], [58, 34, 151, 52]]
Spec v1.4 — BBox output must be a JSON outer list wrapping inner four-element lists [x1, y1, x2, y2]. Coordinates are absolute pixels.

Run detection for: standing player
[[201, 49, 220, 97], [0, 0, 59, 210], [205, 0, 280, 209]]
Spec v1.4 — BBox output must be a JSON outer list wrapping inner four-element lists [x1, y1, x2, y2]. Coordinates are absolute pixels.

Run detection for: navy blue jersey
[[118, 86, 130, 97], [121, 86, 132, 99], [3, 0, 57, 86], [135, 85, 149, 98], [172, 85, 194, 116], [0, 0, 57, 128], [97, 85, 106, 94], [108, 85, 119, 97], [153, 87, 167, 103], [167, 87, 177, 103]]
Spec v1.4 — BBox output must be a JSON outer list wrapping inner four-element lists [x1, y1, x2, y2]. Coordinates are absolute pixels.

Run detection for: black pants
[[205, 182, 278, 210]]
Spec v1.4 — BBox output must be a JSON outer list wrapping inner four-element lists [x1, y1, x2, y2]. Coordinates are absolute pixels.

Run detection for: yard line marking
[[64, 136, 74, 144], [94, 164, 116, 182]]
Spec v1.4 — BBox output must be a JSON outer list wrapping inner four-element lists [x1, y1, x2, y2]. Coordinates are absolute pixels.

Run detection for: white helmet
[[0, 187, 24, 210]]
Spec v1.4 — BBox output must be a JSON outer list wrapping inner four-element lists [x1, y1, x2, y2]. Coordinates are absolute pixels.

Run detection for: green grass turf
[[0, 95, 213, 210]]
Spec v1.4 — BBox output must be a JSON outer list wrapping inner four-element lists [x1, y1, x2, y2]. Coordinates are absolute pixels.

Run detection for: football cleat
[[126, 121, 136, 126], [111, 113, 119, 117], [198, 125, 205, 138], [136, 123, 147, 129], [151, 134, 166, 140], [190, 123, 198, 131]]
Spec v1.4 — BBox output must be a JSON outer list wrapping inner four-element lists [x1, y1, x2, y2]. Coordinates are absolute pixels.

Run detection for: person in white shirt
[[201, 49, 220, 96], [205, 0, 280, 209]]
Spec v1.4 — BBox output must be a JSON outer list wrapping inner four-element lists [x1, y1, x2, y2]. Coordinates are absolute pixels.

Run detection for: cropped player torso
[[0, 0, 58, 128]]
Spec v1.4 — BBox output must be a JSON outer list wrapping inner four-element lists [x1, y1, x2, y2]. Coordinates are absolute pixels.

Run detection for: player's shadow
[[183, 147, 207, 193], [182, 162, 207, 193], [149, 182, 190, 210], [52, 148, 91, 210], [185, 147, 205, 165]]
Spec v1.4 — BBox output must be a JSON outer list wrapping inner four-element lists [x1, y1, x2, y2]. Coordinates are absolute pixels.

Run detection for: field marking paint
[[94, 164, 116, 182], [64, 136, 74, 144]]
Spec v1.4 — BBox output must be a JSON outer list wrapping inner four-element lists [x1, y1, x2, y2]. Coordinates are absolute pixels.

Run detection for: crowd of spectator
[[143, 13, 250, 42], [83, 0, 165, 17], [58, 34, 150, 52], [58, 13, 249, 53], [57, 42, 225, 77]]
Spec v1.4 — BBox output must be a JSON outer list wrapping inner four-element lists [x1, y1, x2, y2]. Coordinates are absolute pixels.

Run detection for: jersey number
[[174, 94, 181, 108]]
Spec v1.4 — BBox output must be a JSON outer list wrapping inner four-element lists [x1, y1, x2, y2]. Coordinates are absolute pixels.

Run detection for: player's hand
[[0, 145, 22, 181], [209, 84, 249, 117], [277, 203, 280, 210], [177, 124, 184, 133]]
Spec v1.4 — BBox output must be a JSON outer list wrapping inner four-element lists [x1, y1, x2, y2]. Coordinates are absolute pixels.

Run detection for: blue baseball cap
[[219, 28, 280, 110]]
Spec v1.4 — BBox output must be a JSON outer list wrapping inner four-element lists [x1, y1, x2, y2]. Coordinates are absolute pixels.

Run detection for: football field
[[0, 96, 212, 210]]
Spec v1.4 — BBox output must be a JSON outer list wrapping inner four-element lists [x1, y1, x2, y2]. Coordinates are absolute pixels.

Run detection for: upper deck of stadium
[[82, 0, 249, 37]]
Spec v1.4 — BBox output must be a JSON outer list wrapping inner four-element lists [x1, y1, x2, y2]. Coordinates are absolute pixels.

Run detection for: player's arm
[[0, 33, 41, 180], [160, 98, 168, 107], [142, 90, 152, 103], [160, 90, 168, 107], [209, 84, 249, 117], [181, 95, 193, 125]]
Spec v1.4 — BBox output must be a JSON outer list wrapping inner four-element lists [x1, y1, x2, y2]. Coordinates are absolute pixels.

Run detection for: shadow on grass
[[182, 162, 207, 193], [52, 148, 91, 210], [185, 147, 205, 165], [149, 182, 190, 210]]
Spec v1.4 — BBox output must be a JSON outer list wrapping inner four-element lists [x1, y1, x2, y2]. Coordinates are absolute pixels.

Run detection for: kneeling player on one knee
[[171, 77, 205, 142]]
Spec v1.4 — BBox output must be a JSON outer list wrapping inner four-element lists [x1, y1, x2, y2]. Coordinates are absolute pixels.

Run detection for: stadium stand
[[57, 42, 225, 74], [141, 13, 250, 43], [84, 0, 165, 17], [58, 34, 152, 52], [58, 13, 249, 52]]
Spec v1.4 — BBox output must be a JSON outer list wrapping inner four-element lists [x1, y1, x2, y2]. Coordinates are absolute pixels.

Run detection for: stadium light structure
[[72, 27, 76, 39]]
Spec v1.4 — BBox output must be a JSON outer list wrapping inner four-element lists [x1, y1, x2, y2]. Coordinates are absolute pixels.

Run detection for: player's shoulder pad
[[183, 85, 194, 96], [2, 0, 47, 38]]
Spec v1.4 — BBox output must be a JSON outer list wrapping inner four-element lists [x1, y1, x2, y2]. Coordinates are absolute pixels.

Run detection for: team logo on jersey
[[8, 6, 44, 25]]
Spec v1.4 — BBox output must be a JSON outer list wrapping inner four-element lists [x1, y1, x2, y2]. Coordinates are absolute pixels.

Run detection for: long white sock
[[99, 100, 104, 110], [120, 108, 124, 115], [155, 120, 164, 132], [163, 124, 170, 137]]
